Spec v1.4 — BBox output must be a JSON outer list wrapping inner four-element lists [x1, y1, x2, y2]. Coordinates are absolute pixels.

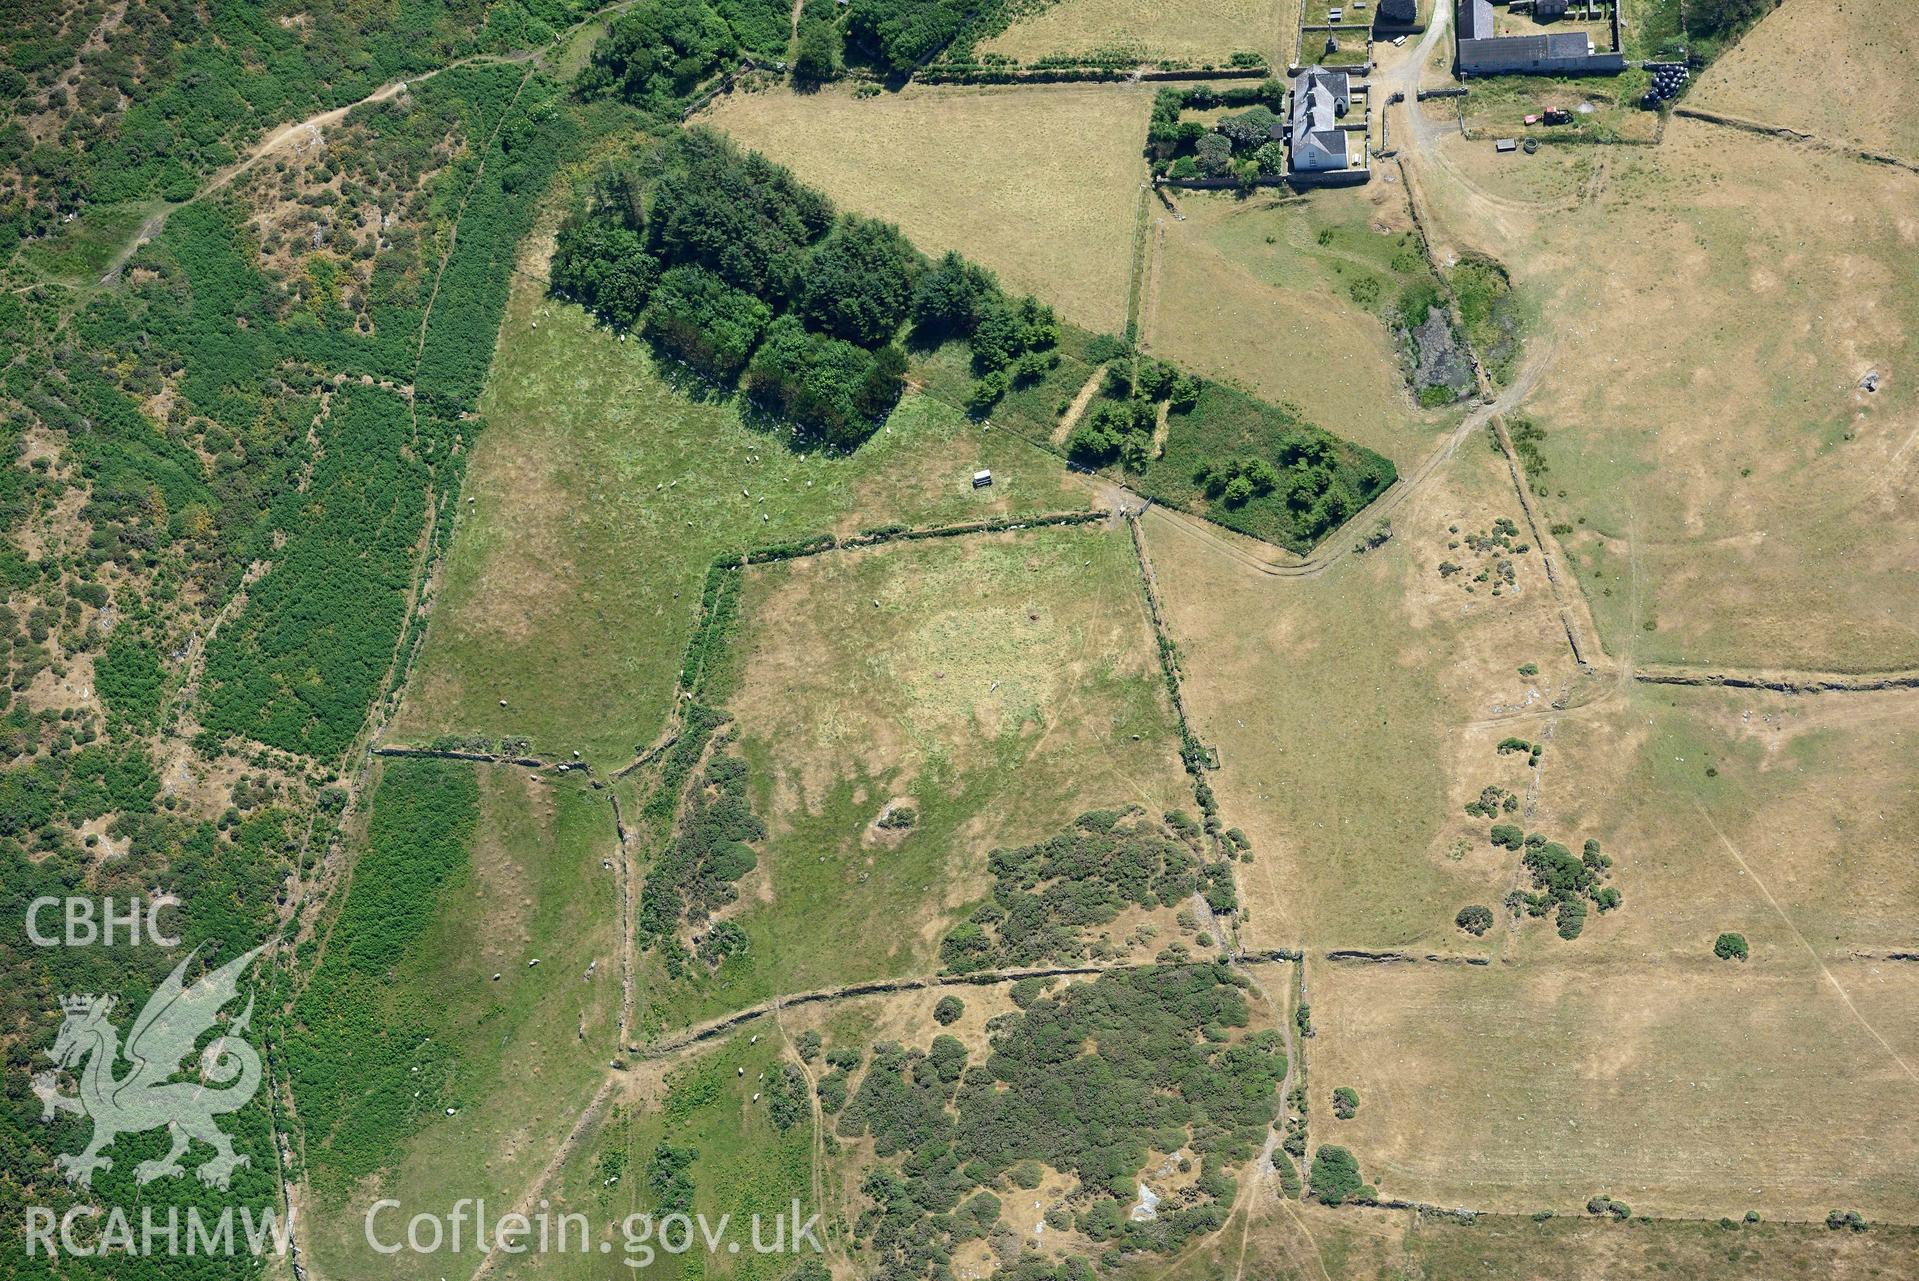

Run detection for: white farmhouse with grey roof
[[1288, 67, 1352, 173]]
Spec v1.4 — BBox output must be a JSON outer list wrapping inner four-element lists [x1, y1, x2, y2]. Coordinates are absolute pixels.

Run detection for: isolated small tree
[[933, 995, 964, 1025], [967, 371, 1008, 417], [1331, 1087, 1359, 1119], [928, 1034, 968, 1083], [1455, 904, 1494, 936], [1713, 932, 1749, 961]]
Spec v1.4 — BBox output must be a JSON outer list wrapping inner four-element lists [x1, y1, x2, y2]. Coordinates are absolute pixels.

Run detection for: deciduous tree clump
[[551, 129, 1063, 450], [1488, 831, 1621, 940]]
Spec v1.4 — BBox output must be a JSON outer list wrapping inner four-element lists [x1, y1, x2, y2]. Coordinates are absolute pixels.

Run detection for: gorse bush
[[939, 809, 1208, 972], [638, 740, 767, 974], [1455, 904, 1494, 936], [93, 631, 167, 730], [843, 965, 1283, 1273], [200, 385, 425, 758], [1308, 1145, 1367, 1205], [1494, 830, 1621, 940]]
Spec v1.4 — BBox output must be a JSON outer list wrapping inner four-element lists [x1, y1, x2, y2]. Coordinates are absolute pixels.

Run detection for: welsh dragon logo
[[31, 944, 267, 1191]]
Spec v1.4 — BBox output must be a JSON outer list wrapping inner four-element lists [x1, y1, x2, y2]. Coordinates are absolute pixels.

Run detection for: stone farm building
[[1455, 0, 1624, 75]]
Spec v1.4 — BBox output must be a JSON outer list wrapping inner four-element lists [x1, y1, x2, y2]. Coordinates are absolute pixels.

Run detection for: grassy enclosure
[[1141, 443, 1583, 949], [910, 323, 1106, 442], [10, 200, 161, 287], [1135, 379, 1398, 552], [1141, 185, 1458, 470], [1456, 74, 1659, 145], [976, 0, 1287, 67], [391, 231, 1093, 766], [518, 1033, 820, 1281], [1169, 1187, 1919, 1281], [702, 82, 1152, 334], [1414, 115, 1919, 673], [638, 522, 1195, 1029], [1499, 683, 1919, 957], [1307, 953, 1919, 1221]]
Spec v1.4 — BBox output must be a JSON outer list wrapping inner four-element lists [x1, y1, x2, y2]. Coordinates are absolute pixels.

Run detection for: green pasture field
[[911, 324, 1107, 445], [513, 1033, 820, 1281], [296, 759, 621, 1278], [390, 245, 1092, 768], [1134, 378, 1398, 552]]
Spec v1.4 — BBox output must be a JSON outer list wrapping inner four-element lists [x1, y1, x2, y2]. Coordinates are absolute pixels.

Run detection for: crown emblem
[[60, 995, 112, 1015]]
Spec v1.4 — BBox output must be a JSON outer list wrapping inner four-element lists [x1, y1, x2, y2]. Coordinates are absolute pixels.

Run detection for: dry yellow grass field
[[1688, 0, 1919, 161], [702, 82, 1151, 333], [1307, 953, 1919, 1221], [1410, 116, 1919, 673], [640, 522, 1199, 1027], [1142, 184, 1455, 469], [1496, 683, 1919, 960], [978, 0, 1288, 66], [1144, 441, 1587, 950], [1148, 1188, 1919, 1281]]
